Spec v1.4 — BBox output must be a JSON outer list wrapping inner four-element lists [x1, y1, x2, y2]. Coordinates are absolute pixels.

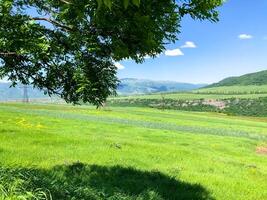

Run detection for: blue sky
[[117, 0, 267, 84]]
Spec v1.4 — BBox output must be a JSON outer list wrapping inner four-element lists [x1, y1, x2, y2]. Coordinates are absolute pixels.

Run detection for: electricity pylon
[[20, 85, 29, 103]]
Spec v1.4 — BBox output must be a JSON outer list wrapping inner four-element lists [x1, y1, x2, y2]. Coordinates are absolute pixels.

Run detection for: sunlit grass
[[0, 103, 266, 199], [110, 85, 267, 101], [195, 85, 267, 94]]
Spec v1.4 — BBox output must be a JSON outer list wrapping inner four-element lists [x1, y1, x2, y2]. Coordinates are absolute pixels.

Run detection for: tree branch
[[0, 52, 18, 56], [59, 0, 72, 4], [31, 17, 73, 31]]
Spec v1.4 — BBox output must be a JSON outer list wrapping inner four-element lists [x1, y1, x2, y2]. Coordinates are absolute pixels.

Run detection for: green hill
[[109, 70, 267, 116], [207, 70, 267, 87], [194, 85, 267, 94]]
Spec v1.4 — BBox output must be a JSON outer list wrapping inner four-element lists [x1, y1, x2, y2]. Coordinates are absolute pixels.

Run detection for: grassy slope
[[0, 103, 267, 199], [194, 85, 267, 94], [111, 92, 267, 100], [111, 70, 267, 101], [109, 86, 267, 117], [207, 70, 267, 87], [111, 84, 267, 100]]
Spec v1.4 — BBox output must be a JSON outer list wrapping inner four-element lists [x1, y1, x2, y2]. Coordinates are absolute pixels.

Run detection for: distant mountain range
[[207, 70, 267, 88], [2, 69, 267, 101], [119, 70, 267, 95], [0, 79, 206, 101], [118, 78, 206, 95]]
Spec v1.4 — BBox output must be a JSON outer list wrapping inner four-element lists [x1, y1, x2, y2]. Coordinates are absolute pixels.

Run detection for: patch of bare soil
[[256, 147, 267, 155], [202, 99, 226, 110]]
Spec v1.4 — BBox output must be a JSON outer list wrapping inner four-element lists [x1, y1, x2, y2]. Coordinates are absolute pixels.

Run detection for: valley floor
[[0, 103, 267, 200]]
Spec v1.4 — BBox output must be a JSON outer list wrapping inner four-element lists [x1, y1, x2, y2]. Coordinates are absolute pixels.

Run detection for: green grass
[[0, 103, 267, 199], [110, 85, 267, 101], [108, 86, 267, 117], [195, 85, 267, 94], [111, 92, 267, 101]]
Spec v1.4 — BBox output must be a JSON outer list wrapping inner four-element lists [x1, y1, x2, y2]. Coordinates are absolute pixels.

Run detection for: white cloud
[[181, 41, 197, 48], [165, 48, 184, 57], [238, 34, 253, 40], [114, 62, 125, 70]]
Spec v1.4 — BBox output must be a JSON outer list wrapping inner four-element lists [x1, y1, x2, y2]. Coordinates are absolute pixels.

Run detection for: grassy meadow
[[108, 85, 267, 117], [111, 85, 267, 101], [111, 92, 267, 101], [194, 85, 267, 94], [0, 103, 267, 199]]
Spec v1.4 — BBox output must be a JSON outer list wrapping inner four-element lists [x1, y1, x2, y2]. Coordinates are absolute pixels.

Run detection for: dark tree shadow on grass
[[0, 163, 214, 200]]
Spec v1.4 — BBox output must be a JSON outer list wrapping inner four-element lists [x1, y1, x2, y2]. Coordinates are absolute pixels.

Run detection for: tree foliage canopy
[[0, 0, 224, 106]]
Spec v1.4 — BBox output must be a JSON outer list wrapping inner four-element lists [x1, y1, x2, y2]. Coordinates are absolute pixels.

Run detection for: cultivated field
[[111, 92, 267, 100], [111, 85, 267, 101], [194, 85, 267, 94], [0, 103, 266, 199], [108, 85, 267, 117]]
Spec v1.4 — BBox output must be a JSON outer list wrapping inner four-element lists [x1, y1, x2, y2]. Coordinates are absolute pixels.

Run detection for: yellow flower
[[36, 124, 45, 129]]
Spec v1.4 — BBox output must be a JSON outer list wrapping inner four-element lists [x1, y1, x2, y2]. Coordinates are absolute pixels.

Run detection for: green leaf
[[123, 0, 129, 9], [103, 0, 112, 10], [132, 0, 140, 7], [96, 0, 102, 9]]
